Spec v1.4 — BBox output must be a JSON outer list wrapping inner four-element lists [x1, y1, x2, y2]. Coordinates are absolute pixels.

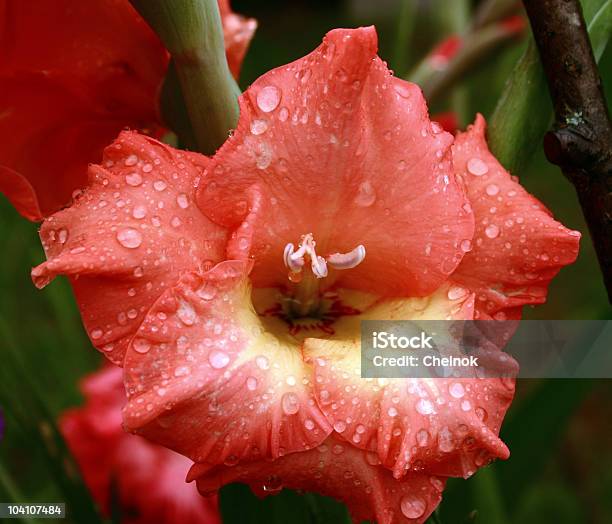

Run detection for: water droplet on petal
[[209, 349, 230, 369], [177, 300, 196, 325], [250, 119, 268, 135], [256, 86, 281, 112], [416, 398, 434, 415], [174, 365, 191, 377], [176, 193, 189, 209], [460, 239, 472, 252], [486, 183, 499, 196], [281, 392, 300, 415], [467, 158, 489, 176], [133, 338, 151, 354], [153, 180, 167, 191], [400, 494, 426, 519], [124, 154, 138, 166], [304, 419, 315, 430], [116, 228, 143, 249], [333, 420, 347, 433], [125, 172, 142, 186], [449, 382, 465, 398], [256, 355, 269, 370], [485, 224, 500, 239], [90, 328, 103, 340], [354, 181, 376, 207], [132, 205, 147, 219], [416, 429, 429, 446], [447, 286, 468, 301]]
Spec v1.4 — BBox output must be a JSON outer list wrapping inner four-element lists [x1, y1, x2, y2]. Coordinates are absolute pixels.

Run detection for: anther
[[282, 234, 365, 280], [326, 245, 366, 270]]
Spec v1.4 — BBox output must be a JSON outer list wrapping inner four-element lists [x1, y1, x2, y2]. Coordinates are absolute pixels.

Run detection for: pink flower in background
[[61, 366, 220, 524], [0, 0, 256, 221], [33, 27, 579, 523]]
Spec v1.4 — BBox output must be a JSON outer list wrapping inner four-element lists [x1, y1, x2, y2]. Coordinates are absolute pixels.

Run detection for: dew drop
[[174, 365, 191, 377], [447, 286, 468, 301], [486, 183, 499, 196], [90, 328, 103, 340], [416, 398, 434, 415], [467, 158, 489, 176], [460, 239, 472, 252], [153, 180, 167, 191], [132, 205, 147, 219], [124, 154, 138, 166], [125, 172, 142, 186], [400, 494, 426, 519], [333, 420, 347, 433], [256, 86, 281, 112], [116, 228, 143, 249], [246, 376, 258, 391], [354, 181, 376, 207], [250, 119, 268, 135], [209, 349, 230, 369], [416, 429, 429, 447], [176, 193, 189, 209], [485, 224, 500, 239], [281, 392, 300, 415], [177, 300, 196, 325], [449, 382, 465, 398], [133, 338, 151, 354], [256, 355, 269, 370], [304, 419, 315, 430]]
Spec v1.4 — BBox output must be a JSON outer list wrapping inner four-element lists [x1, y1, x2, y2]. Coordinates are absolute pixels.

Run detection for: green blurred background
[[1, 0, 611, 523]]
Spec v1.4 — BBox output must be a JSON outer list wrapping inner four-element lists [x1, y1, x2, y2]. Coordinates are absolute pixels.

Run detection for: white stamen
[[326, 245, 366, 269], [282, 234, 365, 280], [312, 255, 328, 278]]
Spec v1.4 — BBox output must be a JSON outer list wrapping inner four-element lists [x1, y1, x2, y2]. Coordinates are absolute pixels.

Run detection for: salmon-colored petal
[[31, 132, 227, 364], [197, 27, 474, 297], [61, 366, 221, 524], [304, 284, 515, 479], [451, 115, 580, 319], [123, 260, 331, 465], [190, 436, 446, 524]]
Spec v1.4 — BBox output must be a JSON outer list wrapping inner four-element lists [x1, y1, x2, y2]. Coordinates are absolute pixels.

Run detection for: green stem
[[130, 0, 240, 154]]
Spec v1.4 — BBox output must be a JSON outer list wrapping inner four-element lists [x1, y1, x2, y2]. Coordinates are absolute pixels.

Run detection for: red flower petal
[[0, 74, 136, 219], [303, 284, 514, 479], [197, 27, 474, 297], [218, 0, 258, 79], [451, 115, 580, 318], [123, 260, 332, 465], [0, 0, 255, 220], [31, 132, 227, 365], [61, 366, 221, 524], [190, 436, 446, 524]]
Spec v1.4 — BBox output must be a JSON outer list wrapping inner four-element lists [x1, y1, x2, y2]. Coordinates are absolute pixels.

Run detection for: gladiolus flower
[[0, 0, 256, 221], [33, 27, 579, 523], [61, 366, 220, 524]]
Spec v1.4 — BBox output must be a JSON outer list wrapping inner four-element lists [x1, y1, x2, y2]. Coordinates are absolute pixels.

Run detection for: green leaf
[[588, 0, 612, 60]]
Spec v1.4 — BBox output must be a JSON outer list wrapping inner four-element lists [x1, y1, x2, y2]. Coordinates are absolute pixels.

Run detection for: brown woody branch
[[523, 0, 612, 303]]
